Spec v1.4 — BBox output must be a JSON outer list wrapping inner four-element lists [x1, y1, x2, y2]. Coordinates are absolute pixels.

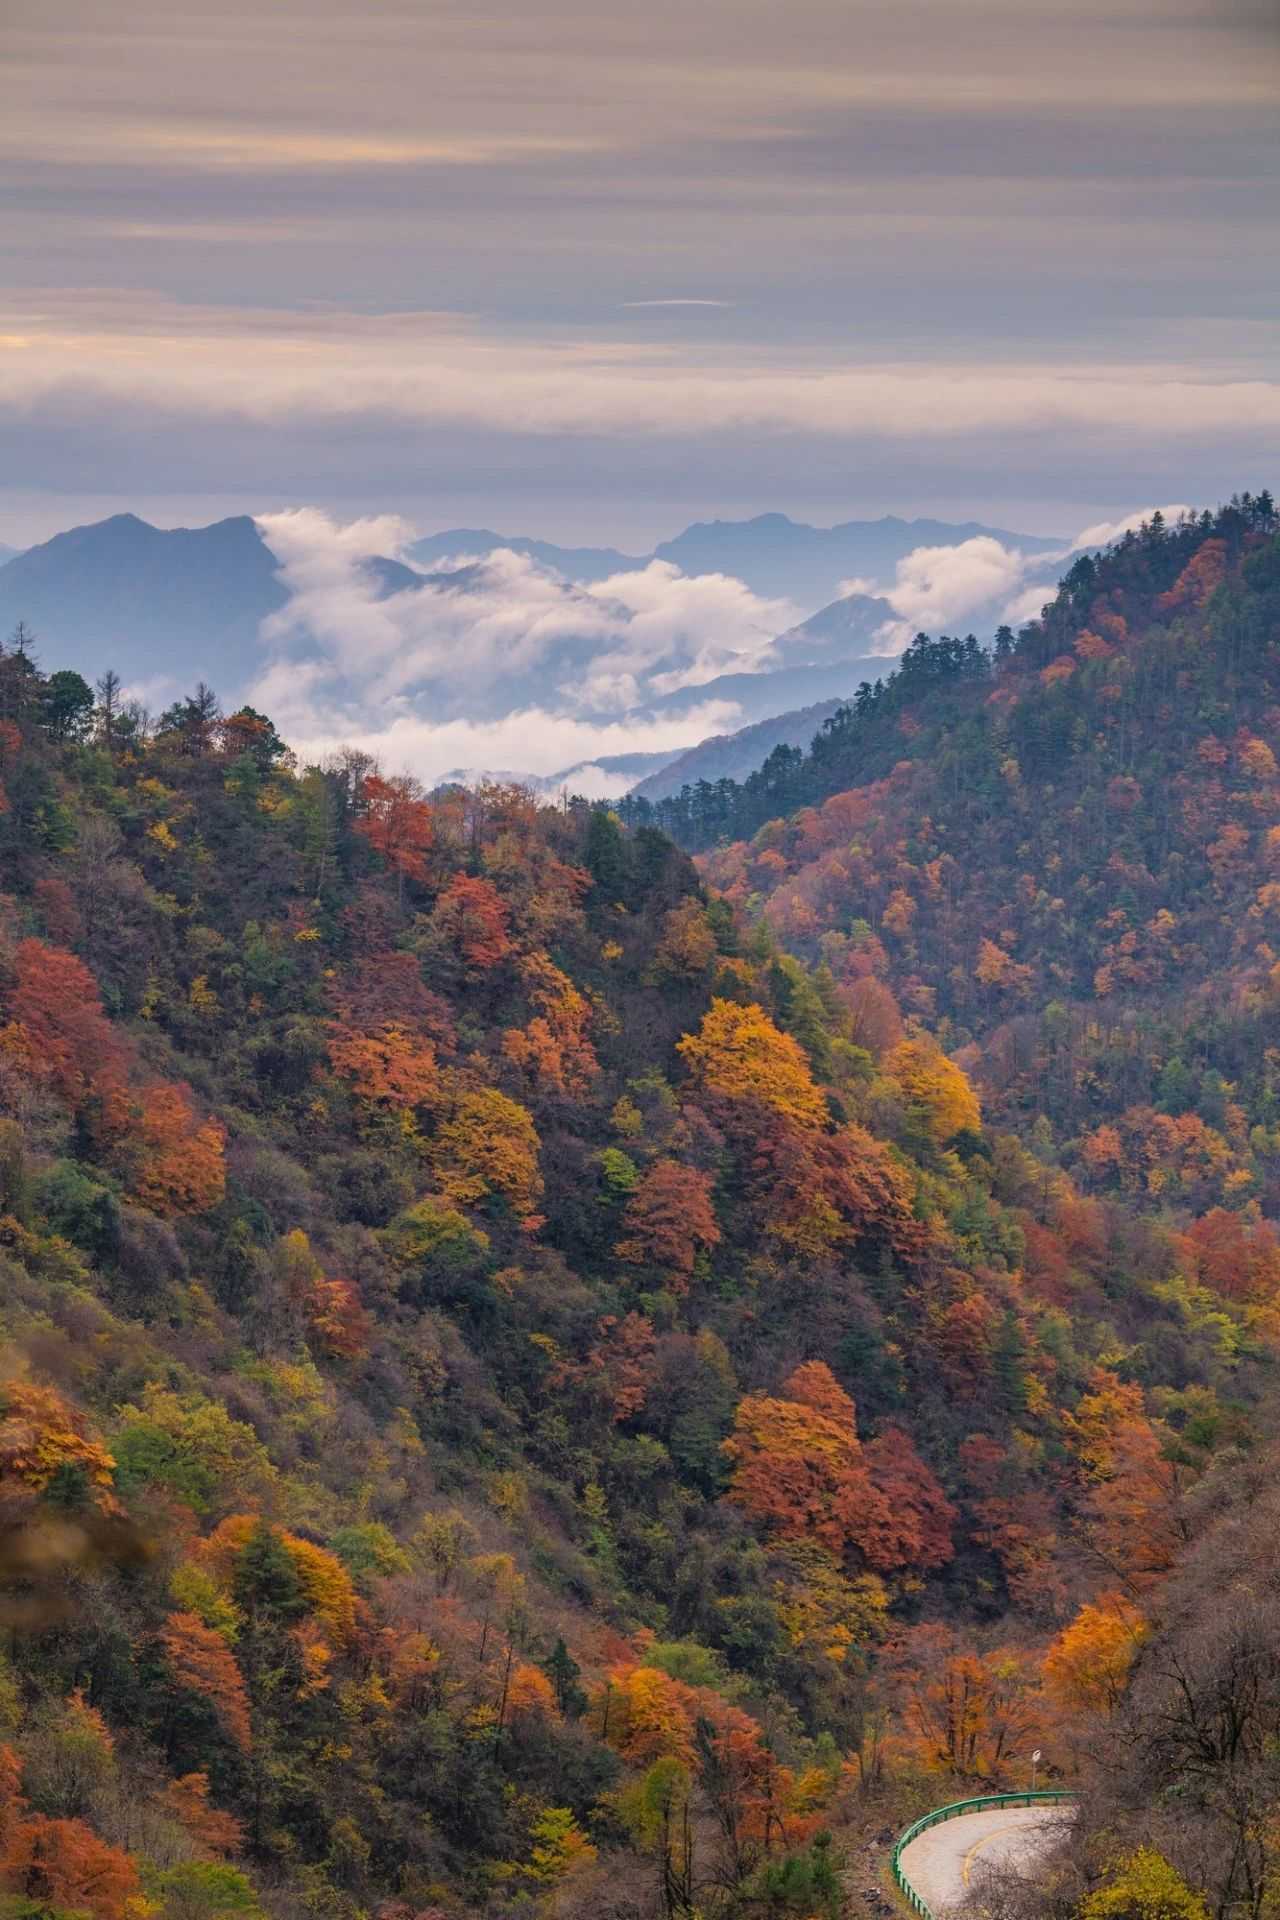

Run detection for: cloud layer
[[249, 509, 796, 782], [4, 297, 1277, 447]]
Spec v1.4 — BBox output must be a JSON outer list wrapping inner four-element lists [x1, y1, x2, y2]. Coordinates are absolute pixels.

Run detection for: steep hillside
[[624, 490, 1280, 1919], [0, 583, 1276, 1920], [636, 498, 1280, 1204]]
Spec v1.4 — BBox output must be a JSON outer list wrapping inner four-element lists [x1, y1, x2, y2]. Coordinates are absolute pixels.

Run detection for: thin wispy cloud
[[620, 300, 736, 309]]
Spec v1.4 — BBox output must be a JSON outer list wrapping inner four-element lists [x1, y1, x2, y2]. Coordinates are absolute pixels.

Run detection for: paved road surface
[[898, 1804, 1069, 1913]]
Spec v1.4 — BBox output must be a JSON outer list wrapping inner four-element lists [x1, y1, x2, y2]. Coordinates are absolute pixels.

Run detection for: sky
[[3, 0, 1277, 550]]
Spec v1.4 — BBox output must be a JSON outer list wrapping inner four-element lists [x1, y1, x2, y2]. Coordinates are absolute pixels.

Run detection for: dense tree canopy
[[0, 495, 1277, 1920]]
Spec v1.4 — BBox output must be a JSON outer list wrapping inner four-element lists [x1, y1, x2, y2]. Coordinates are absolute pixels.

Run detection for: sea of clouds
[[245, 502, 1190, 792]]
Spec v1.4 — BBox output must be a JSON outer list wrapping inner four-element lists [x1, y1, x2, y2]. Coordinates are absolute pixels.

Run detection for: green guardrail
[[892, 1790, 1075, 1917]]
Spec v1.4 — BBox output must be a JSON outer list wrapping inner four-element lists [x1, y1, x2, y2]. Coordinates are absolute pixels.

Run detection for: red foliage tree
[[747, 1117, 922, 1259], [724, 1362, 908, 1571], [863, 1424, 956, 1571], [1184, 1208, 1280, 1303], [429, 874, 512, 972], [356, 773, 434, 900], [6, 939, 129, 1136], [615, 1161, 720, 1287]]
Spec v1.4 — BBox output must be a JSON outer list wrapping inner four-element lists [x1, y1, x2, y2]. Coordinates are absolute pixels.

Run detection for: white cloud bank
[[250, 509, 795, 784], [863, 502, 1195, 648], [1070, 504, 1193, 550]]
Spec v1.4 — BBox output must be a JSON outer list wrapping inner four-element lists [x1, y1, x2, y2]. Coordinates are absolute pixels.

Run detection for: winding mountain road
[[897, 1802, 1069, 1913]]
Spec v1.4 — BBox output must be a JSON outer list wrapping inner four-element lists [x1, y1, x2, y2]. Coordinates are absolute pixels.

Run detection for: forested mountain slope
[[0, 547, 1276, 1920], [685, 497, 1280, 1217]]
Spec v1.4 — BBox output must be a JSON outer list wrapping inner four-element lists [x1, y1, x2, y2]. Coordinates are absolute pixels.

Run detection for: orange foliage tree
[[128, 1081, 227, 1217], [327, 1023, 441, 1113], [161, 1771, 245, 1856], [501, 954, 598, 1100], [723, 1362, 910, 1572], [1083, 1419, 1185, 1591], [4, 939, 129, 1137], [593, 1662, 698, 1770], [651, 898, 718, 981], [1066, 1371, 1185, 1587], [0, 1379, 117, 1507], [159, 1611, 253, 1752], [883, 1625, 1043, 1784], [1042, 1592, 1146, 1719], [0, 1744, 138, 1920], [5, 1815, 139, 1920]]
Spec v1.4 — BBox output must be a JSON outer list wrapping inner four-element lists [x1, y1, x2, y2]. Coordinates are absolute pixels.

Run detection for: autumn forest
[[2, 496, 1280, 1920]]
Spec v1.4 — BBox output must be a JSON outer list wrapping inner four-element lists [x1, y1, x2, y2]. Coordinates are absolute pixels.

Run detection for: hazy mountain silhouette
[[407, 529, 642, 582], [409, 513, 1062, 612], [0, 514, 429, 692], [0, 514, 292, 689], [651, 512, 1063, 607]]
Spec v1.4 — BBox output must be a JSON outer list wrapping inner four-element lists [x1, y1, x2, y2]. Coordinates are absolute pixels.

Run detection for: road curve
[[898, 1803, 1069, 1914]]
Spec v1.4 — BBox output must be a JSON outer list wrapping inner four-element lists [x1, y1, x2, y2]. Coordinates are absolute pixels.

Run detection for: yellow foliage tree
[[885, 1037, 981, 1142], [1081, 1850, 1209, 1920], [677, 999, 828, 1129], [525, 1806, 597, 1884], [431, 1085, 544, 1219], [0, 1380, 116, 1508]]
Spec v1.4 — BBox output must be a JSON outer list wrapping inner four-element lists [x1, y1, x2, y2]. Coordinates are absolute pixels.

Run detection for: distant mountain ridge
[[0, 514, 447, 691], [650, 511, 1064, 607], [630, 699, 848, 802], [407, 528, 642, 582], [407, 511, 1065, 612], [0, 514, 294, 689]]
